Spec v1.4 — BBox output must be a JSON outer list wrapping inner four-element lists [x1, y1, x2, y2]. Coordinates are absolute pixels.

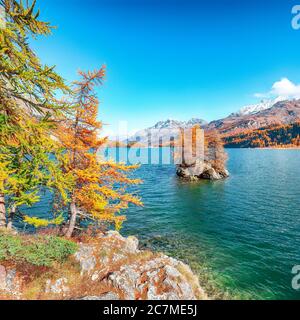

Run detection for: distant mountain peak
[[127, 118, 207, 145], [186, 118, 208, 126], [230, 96, 286, 117], [150, 118, 207, 130], [152, 119, 183, 129], [124, 98, 300, 146], [207, 98, 300, 135]]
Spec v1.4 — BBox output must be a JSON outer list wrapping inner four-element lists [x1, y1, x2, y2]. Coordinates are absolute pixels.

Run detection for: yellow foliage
[[24, 215, 64, 228], [56, 68, 143, 236]]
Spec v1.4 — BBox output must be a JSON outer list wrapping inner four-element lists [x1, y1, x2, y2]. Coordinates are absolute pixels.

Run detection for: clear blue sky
[[32, 0, 300, 134]]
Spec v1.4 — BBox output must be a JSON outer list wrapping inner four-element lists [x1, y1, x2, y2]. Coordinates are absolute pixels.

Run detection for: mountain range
[[207, 99, 300, 136], [126, 98, 300, 147], [128, 118, 207, 146], [229, 97, 285, 117]]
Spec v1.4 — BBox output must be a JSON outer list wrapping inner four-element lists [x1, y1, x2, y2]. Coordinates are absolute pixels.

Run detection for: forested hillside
[[223, 122, 300, 148]]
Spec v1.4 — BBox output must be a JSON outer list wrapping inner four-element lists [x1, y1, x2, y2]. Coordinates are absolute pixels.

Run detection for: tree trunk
[[0, 193, 6, 228], [65, 199, 77, 238], [7, 204, 16, 230]]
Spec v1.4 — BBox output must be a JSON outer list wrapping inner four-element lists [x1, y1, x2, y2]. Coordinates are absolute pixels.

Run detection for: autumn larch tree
[[0, 0, 69, 228], [204, 129, 228, 171], [0, 115, 73, 229], [57, 68, 142, 238]]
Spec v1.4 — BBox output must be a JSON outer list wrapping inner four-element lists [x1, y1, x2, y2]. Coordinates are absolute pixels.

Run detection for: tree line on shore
[[223, 122, 300, 148]]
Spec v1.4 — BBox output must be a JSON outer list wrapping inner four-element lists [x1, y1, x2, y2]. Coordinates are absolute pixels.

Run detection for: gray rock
[[0, 265, 7, 291], [176, 159, 205, 178], [112, 253, 126, 263], [77, 292, 120, 300], [105, 230, 124, 242], [106, 249, 205, 300], [221, 169, 230, 178], [0, 266, 21, 296], [147, 285, 160, 300], [74, 244, 96, 275], [1, 230, 206, 301], [165, 265, 181, 278], [124, 236, 139, 253], [177, 160, 229, 181], [6, 269, 17, 291], [91, 271, 100, 281], [109, 265, 139, 300], [201, 168, 221, 180], [45, 278, 69, 295], [147, 284, 180, 300], [179, 281, 194, 300]]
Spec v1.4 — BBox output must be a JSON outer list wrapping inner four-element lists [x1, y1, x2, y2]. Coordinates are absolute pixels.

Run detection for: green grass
[[0, 232, 78, 267]]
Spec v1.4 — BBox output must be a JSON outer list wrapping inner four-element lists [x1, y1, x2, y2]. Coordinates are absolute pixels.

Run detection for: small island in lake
[[176, 126, 229, 181]]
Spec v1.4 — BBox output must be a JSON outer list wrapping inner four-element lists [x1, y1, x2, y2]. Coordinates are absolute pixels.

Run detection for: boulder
[[74, 244, 96, 275], [108, 254, 206, 300], [45, 278, 69, 296], [201, 168, 222, 180], [124, 236, 139, 253], [0, 265, 21, 297], [72, 231, 206, 300], [176, 159, 205, 178], [177, 161, 229, 181]]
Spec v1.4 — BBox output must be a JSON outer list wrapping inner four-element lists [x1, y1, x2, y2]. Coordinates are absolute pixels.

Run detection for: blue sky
[[32, 0, 300, 135]]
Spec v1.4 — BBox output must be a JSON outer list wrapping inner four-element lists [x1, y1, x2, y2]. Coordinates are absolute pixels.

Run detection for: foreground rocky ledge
[[0, 231, 207, 300]]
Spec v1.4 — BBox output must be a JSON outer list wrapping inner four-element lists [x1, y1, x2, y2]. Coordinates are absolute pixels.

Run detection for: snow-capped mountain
[[123, 97, 300, 146], [151, 118, 207, 129], [230, 97, 285, 117], [127, 118, 207, 146], [207, 98, 300, 135]]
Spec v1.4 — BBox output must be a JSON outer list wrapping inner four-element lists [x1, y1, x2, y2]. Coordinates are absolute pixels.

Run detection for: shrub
[[0, 232, 78, 267]]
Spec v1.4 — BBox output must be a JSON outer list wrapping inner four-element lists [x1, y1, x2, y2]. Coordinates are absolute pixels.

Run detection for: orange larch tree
[[205, 129, 228, 171], [57, 67, 142, 238]]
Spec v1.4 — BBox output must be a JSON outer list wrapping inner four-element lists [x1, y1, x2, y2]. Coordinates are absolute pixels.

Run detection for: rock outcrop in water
[[176, 127, 229, 181], [0, 231, 207, 300], [177, 160, 229, 181]]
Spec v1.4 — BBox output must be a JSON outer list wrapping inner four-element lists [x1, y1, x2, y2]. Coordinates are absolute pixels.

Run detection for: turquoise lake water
[[24, 148, 300, 299], [121, 148, 300, 299]]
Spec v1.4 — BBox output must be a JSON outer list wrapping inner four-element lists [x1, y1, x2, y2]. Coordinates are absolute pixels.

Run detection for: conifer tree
[[0, 115, 73, 228], [205, 130, 227, 171], [0, 0, 68, 118], [0, 0, 70, 228], [57, 68, 142, 238]]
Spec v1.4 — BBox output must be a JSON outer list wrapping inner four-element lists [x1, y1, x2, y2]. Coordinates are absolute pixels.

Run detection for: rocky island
[[177, 159, 229, 181], [176, 127, 229, 181]]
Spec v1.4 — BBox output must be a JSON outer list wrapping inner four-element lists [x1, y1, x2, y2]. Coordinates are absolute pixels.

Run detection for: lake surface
[[121, 149, 300, 299], [24, 149, 300, 299]]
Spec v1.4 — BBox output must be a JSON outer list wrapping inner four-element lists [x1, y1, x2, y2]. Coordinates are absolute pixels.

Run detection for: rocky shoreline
[[0, 231, 207, 300]]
